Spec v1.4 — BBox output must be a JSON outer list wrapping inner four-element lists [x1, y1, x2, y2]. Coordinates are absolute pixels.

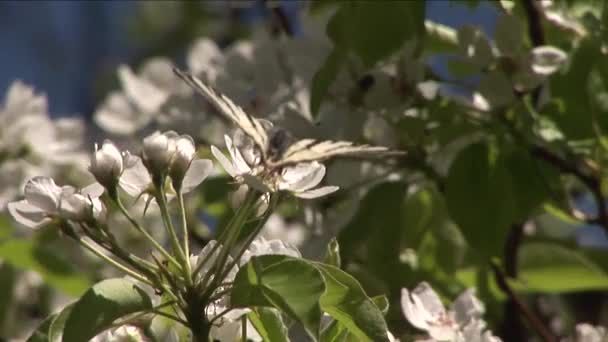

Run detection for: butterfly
[[173, 68, 404, 170]]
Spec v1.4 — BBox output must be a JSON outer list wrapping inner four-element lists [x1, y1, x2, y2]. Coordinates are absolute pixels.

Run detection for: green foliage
[[232, 255, 324, 339], [446, 142, 515, 259], [310, 48, 345, 116], [517, 242, 608, 293], [324, 238, 341, 268], [0, 239, 92, 296], [232, 255, 390, 341], [248, 307, 290, 342], [327, 1, 425, 67], [61, 278, 153, 342]]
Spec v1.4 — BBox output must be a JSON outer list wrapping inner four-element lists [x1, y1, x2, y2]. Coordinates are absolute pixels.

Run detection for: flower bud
[[142, 131, 178, 177], [90, 140, 123, 190], [169, 135, 196, 190]]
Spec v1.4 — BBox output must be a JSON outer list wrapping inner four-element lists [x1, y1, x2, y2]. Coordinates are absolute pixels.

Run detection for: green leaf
[[149, 295, 188, 342], [549, 38, 601, 139], [27, 313, 57, 342], [517, 242, 608, 293], [232, 255, 325, 340], [62, 278, 153, 342], [310, 48, 345, 116], [324, 238, 341, 268], [445, 142, 515, 258], [402, 185, 436, 249], [0, 215, 13, 241], [248, 307, 290, 342], [370, 295, 389, 315], [504, 148, 556, 221], [49, 304, 73, 342], [315, 263, 390, 342], [327, 2, 425, 67], [0, 239, 92, 296]]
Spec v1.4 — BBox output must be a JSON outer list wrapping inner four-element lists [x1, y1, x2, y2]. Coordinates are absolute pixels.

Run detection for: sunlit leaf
[[248, 307, 290, 342], [518, 242, 608, 293], [232, 255, 324, 340], [62, 278, 153, 342], [316, 263, 390, 342]]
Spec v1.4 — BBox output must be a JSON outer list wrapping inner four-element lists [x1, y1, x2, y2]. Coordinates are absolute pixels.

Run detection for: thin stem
[[491, 262, 557, 342], [197, 191, 258, 291], [241, 315, 247, 342], [212, 195, 278, 295], [76, 237, 151, 285], [208, 307, 233, 325], [152, 309, 189, 326], [157, 190, 189, 279], [177, 191, 191, 272], [115, 197, 182, 270]]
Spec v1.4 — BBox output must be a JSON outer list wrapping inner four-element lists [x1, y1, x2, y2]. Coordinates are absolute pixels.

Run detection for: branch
[[530, 145, 608, 231], [522, 0, 545, 46], [490, 262, 557, 342], [268, 4, 294, 37]]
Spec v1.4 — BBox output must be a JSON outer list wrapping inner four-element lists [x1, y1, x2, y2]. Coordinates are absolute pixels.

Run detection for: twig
[[530, 146, 608, 231], [269, 4, 294, 37], [490, 262, 557, 342], [522, 0, 545, 46]]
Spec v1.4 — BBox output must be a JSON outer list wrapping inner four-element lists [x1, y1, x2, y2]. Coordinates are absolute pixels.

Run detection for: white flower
[[189, 241, 258, 342], [90, 324, 148, 342], [575, 323, 607, 342], [240, 236, 302, 266], [261, 214, 307, 247], [8, 177, 105, 228], [90, 140, 126, 190], [401, 283, 500, 342], [212, 134, 338, 199], [277, 161, 339, 199], [142, 131, 178, 176], [119, 154, 212, 203], [168, 134, 198, 190], [189, 238, 297, 342], [0, 81, 88, 209]]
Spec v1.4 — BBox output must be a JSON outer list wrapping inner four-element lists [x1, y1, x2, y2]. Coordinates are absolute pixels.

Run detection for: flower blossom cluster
[[8, 130, 212, 229], [400, 282, 501, 342], [189, 236, 301, 341], [0, 81, 87, 211], [212, 134, 339, 204]]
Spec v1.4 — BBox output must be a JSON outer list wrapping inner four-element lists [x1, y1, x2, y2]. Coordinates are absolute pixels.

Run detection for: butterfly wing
[[173, 68, 269, 159], [274, 139, 405, 167]]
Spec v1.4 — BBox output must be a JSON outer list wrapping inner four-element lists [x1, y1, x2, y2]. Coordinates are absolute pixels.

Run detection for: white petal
[[187, 38, 223, 75], [119, 156, 152, 198], [118, 65, 169, 113], [24, 177, 62, 213], [242, 174, 271, 193], [211, 145, 238, 177], [530, 45, 567, 76], [295, 186, 339, 199], [225, 135, 251, 174], [81, 182, 105, 198], [181, 159, 214, 193], [8, 200, 51, 228], [452, 288, 484, 325], [401, 288, 431, 331], [94, 92, 149, 135], [280, 162, 326, 192], [412, 282, 447, 318]]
